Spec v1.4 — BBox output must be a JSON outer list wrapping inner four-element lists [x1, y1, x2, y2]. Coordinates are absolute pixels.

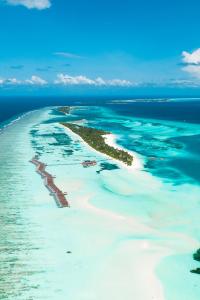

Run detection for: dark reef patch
[[63, 149, 74, 156], [96, 162, 119, 174]]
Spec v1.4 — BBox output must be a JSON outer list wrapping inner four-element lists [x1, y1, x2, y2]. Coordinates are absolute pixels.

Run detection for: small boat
[[81, 160, 97, 168]]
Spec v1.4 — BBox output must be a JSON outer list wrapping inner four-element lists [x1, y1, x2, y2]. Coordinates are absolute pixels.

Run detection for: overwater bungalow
[[81, 160, 97, 167]]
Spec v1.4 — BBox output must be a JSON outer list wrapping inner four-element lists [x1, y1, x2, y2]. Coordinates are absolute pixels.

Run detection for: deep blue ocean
[[1, 96, 200, 185], [0, 97, 200, 124]]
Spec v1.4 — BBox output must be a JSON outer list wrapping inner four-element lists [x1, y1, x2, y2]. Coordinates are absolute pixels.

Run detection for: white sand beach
[[56, 118, 199, 300], [61, 123, 143, 171], [1, 107, 200, 300], [103, 133, 143, 170]]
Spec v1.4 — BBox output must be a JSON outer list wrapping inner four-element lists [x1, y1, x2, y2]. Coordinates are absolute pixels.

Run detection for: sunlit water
[[0, 102, 200, 300]]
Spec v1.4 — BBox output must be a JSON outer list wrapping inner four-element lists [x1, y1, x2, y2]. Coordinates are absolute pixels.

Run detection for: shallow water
[[0, 102, 200, 299]]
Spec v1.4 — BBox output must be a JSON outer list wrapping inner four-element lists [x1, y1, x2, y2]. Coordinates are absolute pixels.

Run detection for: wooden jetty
[[81, 160, 97, 168], [30, 157, 69, 208]]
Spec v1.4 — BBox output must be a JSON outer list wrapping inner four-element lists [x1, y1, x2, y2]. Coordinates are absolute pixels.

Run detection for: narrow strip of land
[[30, 157, 69, 208], [58, 106, 71, 114], [60, 123, 133, 166]]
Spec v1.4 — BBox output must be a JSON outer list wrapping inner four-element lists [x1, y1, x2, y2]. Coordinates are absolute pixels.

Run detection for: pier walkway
[[30, 157, 69, 208]]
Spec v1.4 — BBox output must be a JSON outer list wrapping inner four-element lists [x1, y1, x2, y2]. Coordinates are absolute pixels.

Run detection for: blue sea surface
[[0, 97, 200, 299], [62, 100, 200, 186], [1, 96, 200, 123], [1, 97, 200, 214]]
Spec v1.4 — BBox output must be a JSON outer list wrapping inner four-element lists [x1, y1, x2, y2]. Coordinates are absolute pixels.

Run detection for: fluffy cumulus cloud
[[107, 78, 132, 86], [182, 49, 200, 65], [182, 65, 200, 79], [0, 75, 47, 86], [25, 75, 47, 85], [5, 78, 22, 85], [5, 0, 51, 10], [0, 74, 133, 88], [54, 74, 133, 87], [182, 48, 200, 79], [0, 77, 21, 85]]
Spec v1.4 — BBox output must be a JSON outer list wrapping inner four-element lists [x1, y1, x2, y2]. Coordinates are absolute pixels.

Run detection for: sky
[[1, 0, 200, 96]]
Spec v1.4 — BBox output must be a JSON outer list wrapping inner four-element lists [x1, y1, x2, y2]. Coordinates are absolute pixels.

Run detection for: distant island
[[191, 248, 200, 275], [58, 106, 71, 114], [60, 122, 133, 166]]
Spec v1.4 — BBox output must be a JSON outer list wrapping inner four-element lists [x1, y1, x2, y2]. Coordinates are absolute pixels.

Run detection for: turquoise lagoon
[[0, 102, 200, 299]]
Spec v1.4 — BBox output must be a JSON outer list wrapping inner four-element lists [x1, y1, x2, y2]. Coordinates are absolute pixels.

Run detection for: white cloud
[[182, 49, 200, 65], [169, 78, 200, 87], [0, 74, 133, 88], [107, 79, 132, 87], [54, 52, 83, 59], [0, 77, 21, 85], [25, 75, 47, 85], [6, 78, 22, 84], [55, 74, 97, 85], [95, 77, 106, 85], [181, 49, 200, 79], [182, 65, 200, 79], [0, 75, 47, 86], [5, 0, 51, 10], [54, 74, 133, 87]]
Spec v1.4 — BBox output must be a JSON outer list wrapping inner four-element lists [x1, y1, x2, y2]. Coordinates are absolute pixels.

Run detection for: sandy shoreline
[[60, 123, 143, 172], [1, 107, 200, 300], [103, 133, 143, 171], [56, 118, 199, 300], [57, 123, 167, 299]]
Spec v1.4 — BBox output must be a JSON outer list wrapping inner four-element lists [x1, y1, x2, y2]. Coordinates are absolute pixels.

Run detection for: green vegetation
[[190, 249, 200, 275], [58, 106, 71, 114], [191, 268, 200, 275], [193, 248, 200, 261], [61, 123, 133, 166]]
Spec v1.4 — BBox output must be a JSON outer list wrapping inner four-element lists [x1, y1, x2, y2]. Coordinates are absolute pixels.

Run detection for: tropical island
[[58, 106, 71, 114], [60, 122, 133, 166], [191, 248, 200, 275]]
